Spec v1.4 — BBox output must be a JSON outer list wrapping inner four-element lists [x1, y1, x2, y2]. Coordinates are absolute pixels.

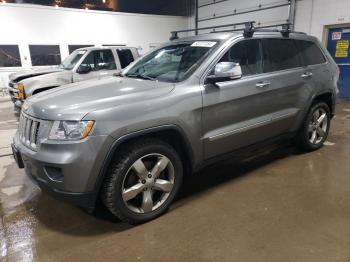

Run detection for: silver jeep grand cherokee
[[12, 24, 338, 224], [8, 46, 139, 111]]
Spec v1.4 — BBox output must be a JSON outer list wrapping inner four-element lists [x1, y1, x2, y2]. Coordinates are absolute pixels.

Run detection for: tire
[[101, 138, 183, 224], [295, 101, 331, 152]]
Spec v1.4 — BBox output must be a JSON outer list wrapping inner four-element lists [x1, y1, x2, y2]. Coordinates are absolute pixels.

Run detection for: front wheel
[[101, 139, 183, 224], [295, 101, 331, 151]]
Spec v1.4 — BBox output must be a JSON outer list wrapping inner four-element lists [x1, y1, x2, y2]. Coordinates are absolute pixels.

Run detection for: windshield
[[123, 41, 218, 82], [60, 50, 87, 70]]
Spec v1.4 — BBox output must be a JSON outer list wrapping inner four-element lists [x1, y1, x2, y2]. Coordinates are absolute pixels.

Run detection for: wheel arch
[[311, 91, 335, 116], [93, 125, 195, 196], [32, 86, 59, 95]]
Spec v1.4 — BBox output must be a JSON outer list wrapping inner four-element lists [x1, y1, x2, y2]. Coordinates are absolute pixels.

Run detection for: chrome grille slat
[[25, 118, 31, 145], [34, 122, 40, 144], [30, 121, 37, 148], [18, 113, 42, 151]]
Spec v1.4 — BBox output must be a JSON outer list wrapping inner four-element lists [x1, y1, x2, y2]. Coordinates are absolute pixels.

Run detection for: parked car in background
[[12, 27, 338, 224], [8, 46, 139, 111]]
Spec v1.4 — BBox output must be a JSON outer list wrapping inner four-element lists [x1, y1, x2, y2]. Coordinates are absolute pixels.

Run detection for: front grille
[[18, 113, 41, 151]]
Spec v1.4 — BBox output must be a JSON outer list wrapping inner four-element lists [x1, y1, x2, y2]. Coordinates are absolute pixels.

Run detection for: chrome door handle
[[301, 72, 313, 78], [256, 81, 270, 88]]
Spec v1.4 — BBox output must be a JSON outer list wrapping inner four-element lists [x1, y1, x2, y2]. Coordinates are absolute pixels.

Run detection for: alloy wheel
[[308, 108, 328, 145], [121, 153, 175, 213]]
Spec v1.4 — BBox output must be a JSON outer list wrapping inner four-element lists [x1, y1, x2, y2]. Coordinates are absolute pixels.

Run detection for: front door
[[202, 38, 304, 159], [73, 49, 118, 82], [327, 27, 350, 99]]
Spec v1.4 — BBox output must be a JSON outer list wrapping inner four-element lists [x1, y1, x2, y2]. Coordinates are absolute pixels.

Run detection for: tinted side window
[[219, 39, 262, 76], [296, 40, 326, 66], [29, 45, 61, 66], [0, 45, 21, 67], [80, 50, 116, 71], [262, 39, 301, 72], [117, 49, 135, 68]]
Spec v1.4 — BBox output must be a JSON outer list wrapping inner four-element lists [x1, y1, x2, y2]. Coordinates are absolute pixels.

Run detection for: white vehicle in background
[[8, 46, 139, 111]]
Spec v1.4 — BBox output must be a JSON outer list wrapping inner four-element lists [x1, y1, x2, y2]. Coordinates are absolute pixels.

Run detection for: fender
[[308, 90, 335, 114]]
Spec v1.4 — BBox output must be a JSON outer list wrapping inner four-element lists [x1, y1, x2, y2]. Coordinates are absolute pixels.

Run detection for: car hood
[[23, 76, 175, 120], [9, 68, 63, 83]]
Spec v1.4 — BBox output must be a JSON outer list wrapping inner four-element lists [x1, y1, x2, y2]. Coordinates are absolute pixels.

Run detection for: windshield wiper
[[125, 74, 156, 81]]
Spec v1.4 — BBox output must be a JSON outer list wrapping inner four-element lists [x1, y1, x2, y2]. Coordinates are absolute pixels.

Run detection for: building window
[[29, 45, 61, 66], [68, 45, 94, 54], [0, 45, 21, 67]]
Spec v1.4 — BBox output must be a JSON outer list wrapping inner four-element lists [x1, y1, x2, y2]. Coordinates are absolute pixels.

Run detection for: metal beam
[[195, 0, 199, 35], [198, 2, 290, 23], [198, 0, 230, 9], [288, 0, 296, 30]]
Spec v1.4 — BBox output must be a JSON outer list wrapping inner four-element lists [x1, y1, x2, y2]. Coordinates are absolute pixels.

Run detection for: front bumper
[[12, 132, 114, 210]]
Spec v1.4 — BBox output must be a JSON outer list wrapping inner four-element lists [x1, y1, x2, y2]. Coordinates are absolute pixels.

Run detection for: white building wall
[[294, 0, 350, 42], [0, 3, 189, 88], [195, 0, 350, 43]]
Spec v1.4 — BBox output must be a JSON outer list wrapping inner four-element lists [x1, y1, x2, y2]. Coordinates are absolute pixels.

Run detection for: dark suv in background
[[13, 24, 338, 224]]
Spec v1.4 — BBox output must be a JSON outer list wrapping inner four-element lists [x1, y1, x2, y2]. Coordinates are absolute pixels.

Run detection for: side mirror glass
[[77, 64, 91, 74], [207, 62, 242, 83]]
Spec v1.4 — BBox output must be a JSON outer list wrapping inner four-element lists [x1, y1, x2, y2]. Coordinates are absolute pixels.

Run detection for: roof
[[171, 32, 238, 43], [75, 46, 136, 51]]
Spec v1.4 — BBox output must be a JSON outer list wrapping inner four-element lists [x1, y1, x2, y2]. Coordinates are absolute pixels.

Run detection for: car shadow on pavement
[[176, 143, 299, 206], [27, 142, 300, 236]]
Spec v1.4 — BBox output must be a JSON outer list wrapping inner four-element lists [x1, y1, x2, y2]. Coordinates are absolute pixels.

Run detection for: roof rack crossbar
[[170, 21, 255, 40], [170, 22, 306, 40]]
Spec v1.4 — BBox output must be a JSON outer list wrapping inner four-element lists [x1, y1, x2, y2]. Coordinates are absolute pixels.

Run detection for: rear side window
[[219, 39, 263, 76], [296, 40, 326, 66], [117, 49, 135, 68], [262, 39, 301, 72]]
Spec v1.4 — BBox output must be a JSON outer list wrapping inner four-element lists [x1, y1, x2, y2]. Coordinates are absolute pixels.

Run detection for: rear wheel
[[295, 101, 331, 151], [101, 139, 183, 224]]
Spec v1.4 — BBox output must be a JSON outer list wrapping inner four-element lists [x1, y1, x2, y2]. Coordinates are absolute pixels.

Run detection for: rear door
[[116, 48, 137, 69], [73, 49, 118, 82], [295, 39, 330, 103]]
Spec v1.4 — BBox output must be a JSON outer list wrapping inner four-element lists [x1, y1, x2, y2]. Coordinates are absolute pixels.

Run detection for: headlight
[[17, 83, 25, 99], [49, 120, 94, 140]]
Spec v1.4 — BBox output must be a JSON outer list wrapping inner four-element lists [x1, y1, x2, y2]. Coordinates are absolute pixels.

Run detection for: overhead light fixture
[[2, 0, 7, 3], [102, 0, 106, 3]]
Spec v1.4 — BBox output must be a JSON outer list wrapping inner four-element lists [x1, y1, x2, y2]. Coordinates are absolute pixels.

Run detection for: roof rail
[[169, 21, 255, 40], [170, 22, 306, 40]]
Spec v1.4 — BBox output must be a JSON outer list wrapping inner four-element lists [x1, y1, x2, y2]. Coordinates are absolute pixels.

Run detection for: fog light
[[44, 166, 64, 182]]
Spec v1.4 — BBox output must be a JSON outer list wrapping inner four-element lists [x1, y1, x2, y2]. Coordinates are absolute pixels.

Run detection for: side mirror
[[113, 70, 122, 77], [207, 62, 242, 83], [77, 64, 91, 74]]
